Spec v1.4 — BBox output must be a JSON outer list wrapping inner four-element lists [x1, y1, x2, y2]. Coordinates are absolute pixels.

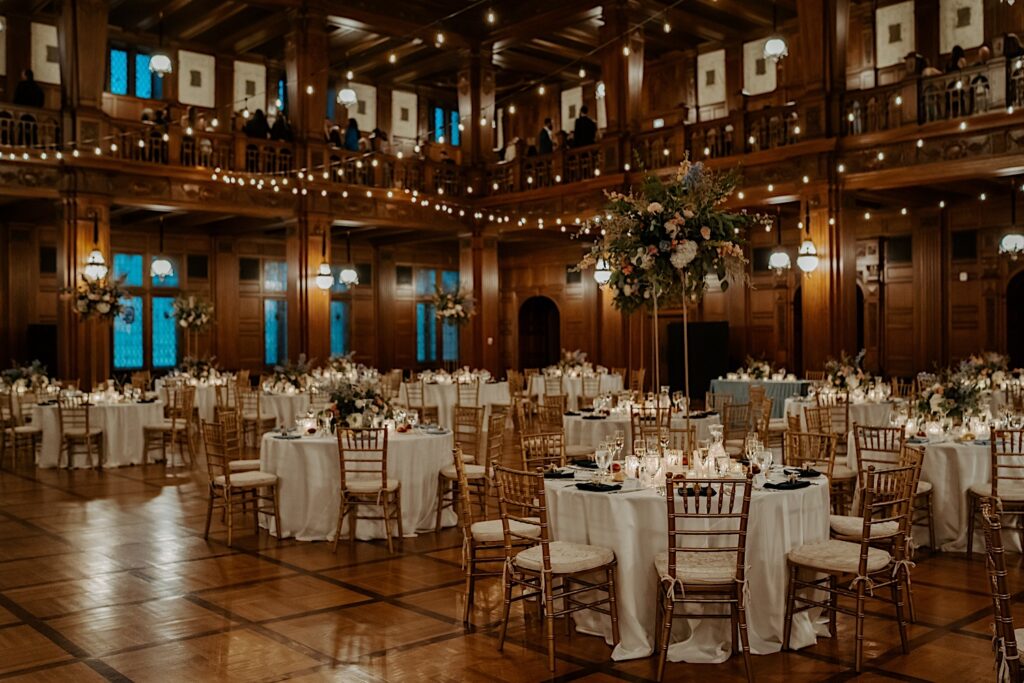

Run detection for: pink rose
[[700, 227, 711, 240]]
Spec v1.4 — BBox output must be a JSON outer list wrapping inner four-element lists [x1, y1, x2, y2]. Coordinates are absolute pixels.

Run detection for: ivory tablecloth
[[36, 401, 166, 468], [710, 379, 811, 419], [563, 412, 721, 453], [155, 380, 217, 423], [259, 430, 456, 541], [397, 381, 511, 428], [530, 375, 624, 411], [784, 398, 896, 429], [262, 393, 311, 428], [544, 478, 830, 662]]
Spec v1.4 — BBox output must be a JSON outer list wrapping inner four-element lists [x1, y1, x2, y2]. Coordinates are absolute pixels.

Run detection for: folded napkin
[[785, 467, 822, 478], [570, 459, 598, 469], [579, 408, 595, 413], [138, 398, 157, 403], [273, 434, 301, 440], [563, 411, 581, 417], [687, 411, 709, 419], [582, 415, 606, 421], [907, 437, 928, 444], [575, 482, 621, 493], [544, 469, 575, 479], [764, 480, 811, 490]]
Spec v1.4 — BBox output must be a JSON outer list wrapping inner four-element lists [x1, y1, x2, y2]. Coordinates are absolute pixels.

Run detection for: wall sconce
[[768, 207, 791, 275], [796, 203, 819, 274], [83, 210, 108, 280], [339, 229, 359, 286], [150, 215, 174, 281], [314, 230, 334, 290]]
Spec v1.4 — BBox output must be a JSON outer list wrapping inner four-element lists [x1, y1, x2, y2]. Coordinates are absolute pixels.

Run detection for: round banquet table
[[710, 379, 811, 419], [397, 381, 511, 429], [784, 398, 896, 429], [530, 374, 624, 411], [155, 380, 217, 423], [544, 477, 830, 662], [563, 412, 721, 453], [35, 400, 167, 468], [259, 429, 456, 541], [261, 393, 311, 429]]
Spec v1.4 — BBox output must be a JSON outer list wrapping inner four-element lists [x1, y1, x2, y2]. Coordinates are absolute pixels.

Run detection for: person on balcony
[[539, 118, 554, 154], [13, 69, 44, 108], [573, 105, 596, 148], [271, 114, 294, 142], [344, 118, 360, 151]]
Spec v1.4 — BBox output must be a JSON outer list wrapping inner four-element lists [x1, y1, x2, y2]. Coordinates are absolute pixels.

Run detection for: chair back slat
[[705, 392, 732, 412], [803, 405, 832, 433], [854, 425, 905, 488], [486, 411, 505, 470], [202, 418, 233, 484], [991, 430, 1024, 497], [494, 465, 551, 561], [538, 399, 566, 429], [520, 431, 566, 470], [784, 431, 838, 475], [981, 501, 1022, 682], [457, 379, 480, 407], [337, 427, 389, 491], [57, 394, 92, 435], [454, 405, 485, 461]]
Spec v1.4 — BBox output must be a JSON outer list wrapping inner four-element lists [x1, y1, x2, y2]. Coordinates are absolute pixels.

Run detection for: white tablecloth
[[530, 375, 624, 411], [154, 380, 217, 423], [545, 478, 830, 662], [259, 430, 456, 541], [397, 381, 511, 429], [784, 398, 895, 429], [36, 401, 166, 468], [262, 393, 311, 428], [710, 379, 811, 418], [563, 412, 721, 453]]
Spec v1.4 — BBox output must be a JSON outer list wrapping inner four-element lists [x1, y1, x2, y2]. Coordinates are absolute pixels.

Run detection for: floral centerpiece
[[552, 349, 598, 377], [740, 356, 772, 380], [1, 360, 50, 391], [176, 356, 220, 383], [264, 356, 313, 393], [433, 286, 474, 326], [958, 352, 1009, 389], [329, 379, 393, 429], [66, 275, 133, 322], [824, 350, 869, 391], [313, 354, 378, 387], [419, 367, 492, 384], [171, 294, 214, 332], [916, 370, 984, 420]]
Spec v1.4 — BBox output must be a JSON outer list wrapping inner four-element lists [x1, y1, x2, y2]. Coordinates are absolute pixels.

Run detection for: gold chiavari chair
[[213, 381, 238, 420], [656, 471, 754, 682], [705, 391, 732, 413], [454, 446, 540, 625], [543, 374, 563, 398], [401, 379, 439, 424], [507, 370, 526, 401], [1006, 383, 1024, 413], [436, 406, 487, 530], [512, 396, 539, 435], [890, 378, 913, 399], [485, 411, 506, 473], [437, 440, 489, 532], [130, 370, 152, 391], [853, 425, 935, 549], [520, 431, 566, 470], [981, 501, 1024, 683], [580, 374, 602, 409], [722, 402, 751, 455], [804, 370, 826, 381], [611, 367, 627, 387], [785, 431, 854, 514], [915, 372, 937, 395], [783, 463, 916, 672], [215, 411, 261, 473], [143, 384, 196, 466], [630, 405, 671, 450], [308, 387, 332, 413], [381, 369, 403, 401], [239, 387, 277, 448], [334, 427, 403, 554], [803, 404, 832, 433], [1, 391, 41, 468], [630, 368, 646, 393], [235, 369, 251, 388], [494, 465, 620, 671], [754, 398, 775, 445], [967, 429, 1024, 558], [786, 411, 802, 433], [668, 423, 696, 454], [456, 378, 480, 407], [57, 394, 104, 469], [748, 384, 766, 415], [537, 401, 566, 432], [201, 419, 281, 547]]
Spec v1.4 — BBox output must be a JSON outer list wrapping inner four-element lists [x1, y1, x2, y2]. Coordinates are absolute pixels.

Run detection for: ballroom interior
[[2, 0, 1024, 680]]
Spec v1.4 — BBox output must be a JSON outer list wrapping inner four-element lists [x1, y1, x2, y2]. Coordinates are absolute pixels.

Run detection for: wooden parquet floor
[[0, 444, 1015, 682]]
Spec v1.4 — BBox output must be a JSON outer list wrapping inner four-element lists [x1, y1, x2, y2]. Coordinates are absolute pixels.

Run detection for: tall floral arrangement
[[959, 352, 1009, 389], [433, 286, 474, 326], [172, 294, 214, 332], [66, 275, 134, 322], [1, 360, 50, 391], [916, 369, 983, 420], [824, 350, 868, 390], [577, 160, 754, 311], [329, 380, 393, 429], [265, 356, 313, 391]]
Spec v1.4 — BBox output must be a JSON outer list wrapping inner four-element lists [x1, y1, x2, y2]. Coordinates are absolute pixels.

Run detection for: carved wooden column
[[57, 190, 112, 387], [287, 205, 332, 362], [459, 227, 499, 372], [284, 5, 329, 142], [457, 47, 496, 165], [599, 0, 645, 134], [56, 0, 110, 149]]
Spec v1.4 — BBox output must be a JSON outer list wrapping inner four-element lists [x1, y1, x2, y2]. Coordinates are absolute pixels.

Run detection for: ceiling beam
[[490, 2, 602, 52], [135, 0, 197, 32], [220, 13, 287, 55], [176, 3, 250, 41]]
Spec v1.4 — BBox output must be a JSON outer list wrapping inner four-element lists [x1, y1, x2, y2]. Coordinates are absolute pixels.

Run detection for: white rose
[[96, 302, 111, 314], [622, 284, 633, 296], [670, 240, 697, 269], [647, 202, 663, 213], [929, 394, 944, 413], [179, 320, 187, 327], [347, 413, 363, 428]]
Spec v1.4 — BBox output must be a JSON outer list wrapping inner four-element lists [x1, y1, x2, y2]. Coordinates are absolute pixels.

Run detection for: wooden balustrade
[[0, 104, 61, 150], [744, 104, 802, 152], [919, 59, 1007, 124], [842, 83, 914, 135]]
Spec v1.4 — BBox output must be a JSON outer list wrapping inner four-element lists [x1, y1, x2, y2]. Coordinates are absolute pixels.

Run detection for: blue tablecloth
[[709, 379, 812, 418]]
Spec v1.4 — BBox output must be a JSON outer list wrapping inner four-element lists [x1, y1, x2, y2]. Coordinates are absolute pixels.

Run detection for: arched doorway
[[792, 286, 803, 376], [1008, 272, 1024, 369], [518, 296, 560, 369]]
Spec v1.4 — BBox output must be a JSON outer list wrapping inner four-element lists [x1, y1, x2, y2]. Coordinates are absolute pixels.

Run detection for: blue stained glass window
[[151, 296, 177, 367], [152, 72, 163, 99], [113, 297, 144, 369], [441, 270, 459, 292], [113, 253, 144, 287], [415, 268, 436, 297], [434, 106, 445, 143], [330, 266, 350, 294], [326, 89, 336, 120], [330, 300, 350, 356], [151, 256, 180, 287], [264, 261, 287, 292], [278, 79, 286, 113], [416, 302, 437, 363], [135, 54, 152, 98], [442, 319, 459, 362], [109, 49, 128, 95], [264, 300, 287, 365], [450, 110, 460, 147]]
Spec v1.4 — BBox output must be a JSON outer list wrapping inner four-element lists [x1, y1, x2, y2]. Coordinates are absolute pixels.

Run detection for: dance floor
[[0, 450, 1012, 682]]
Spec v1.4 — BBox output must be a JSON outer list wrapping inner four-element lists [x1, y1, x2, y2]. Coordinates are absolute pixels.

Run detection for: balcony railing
[[0, 105, 61, 150]]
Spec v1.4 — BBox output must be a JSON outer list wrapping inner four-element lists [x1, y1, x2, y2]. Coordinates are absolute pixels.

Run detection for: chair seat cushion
[[917, 480, 933, 495], [213, 470, 277, 488], [471, 517, 541, 543], [12, 425, 41, 435], [440, 464, 487, 480], [565, 444, 595, 458], [64, 429, 102, 438], [654, 549, 738, 584], [830, 464, 856, 481], [829, 514, 900, 539], [970, 482, 1024, 501], [228, 459, 261, 472], [461, 452, 477, 463], [242, 413, 276, 424], [768, 418, 789, 431], [345, 477, 400, 494], [788, 539, 891, 574], [147, 419, 188, 431], [515, 540, 614, 574]]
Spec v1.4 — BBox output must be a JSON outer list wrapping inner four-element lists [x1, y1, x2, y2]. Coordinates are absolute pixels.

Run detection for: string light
[[486, 9, 496, 24]]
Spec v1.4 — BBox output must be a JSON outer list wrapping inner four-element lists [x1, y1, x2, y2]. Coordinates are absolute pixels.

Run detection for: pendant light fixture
[[1000, 178, 1024, 259], [768, 207, 791, 273], [149, 13, 173, 77], [763, 1, 789, 64], [593, 257, 612, 285], [337, 69, 357, 107], [150, 215, 174, 281], [339, 229, 359, 286], [315, 230, 335, 290], [796, 202, 819, 273], [83, 210, 108, 281]]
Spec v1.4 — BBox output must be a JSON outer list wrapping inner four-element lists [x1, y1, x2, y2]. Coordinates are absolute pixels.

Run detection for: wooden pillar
[[287, 207, 332, 362], [459, 227, 499, 372], [457, 47, 495, 164], [914, 0, 940, 71], [57, 190, 111, 387], [284, 6, 329, 142], [599, 0, 645, 133], [57, 0, 108, 110]]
